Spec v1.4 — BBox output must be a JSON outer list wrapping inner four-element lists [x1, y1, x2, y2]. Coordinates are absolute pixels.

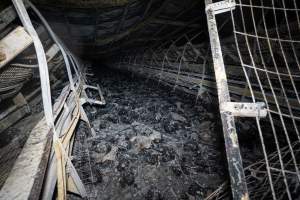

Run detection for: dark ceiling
[[29, 0, 206, 59]]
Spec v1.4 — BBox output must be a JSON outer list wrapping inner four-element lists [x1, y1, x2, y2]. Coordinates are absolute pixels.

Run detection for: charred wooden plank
[[0, 26, 33, 69], [0, 117, 52, 200], [0, 82, 71, 199]]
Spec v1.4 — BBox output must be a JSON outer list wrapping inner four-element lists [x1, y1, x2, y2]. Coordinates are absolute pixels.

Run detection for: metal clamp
[[206, 0, 236, 15], [220, 102, 267, 118]]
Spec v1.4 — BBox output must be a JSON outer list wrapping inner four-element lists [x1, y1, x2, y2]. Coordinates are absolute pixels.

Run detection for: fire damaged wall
[[0, 0, 300, 200]]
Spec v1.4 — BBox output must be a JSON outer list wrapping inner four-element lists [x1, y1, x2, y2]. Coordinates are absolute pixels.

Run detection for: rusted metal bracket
[[220, 102, 267, 118], [205, 0, 249, 200]]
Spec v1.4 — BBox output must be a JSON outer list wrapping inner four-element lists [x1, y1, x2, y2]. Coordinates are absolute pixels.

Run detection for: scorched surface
[[71, 68, 227, 200]]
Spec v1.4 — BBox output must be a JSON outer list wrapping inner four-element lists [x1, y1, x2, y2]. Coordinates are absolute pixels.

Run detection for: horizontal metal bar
[[205, 0, 236, 15], [220, 102, 267, 118]]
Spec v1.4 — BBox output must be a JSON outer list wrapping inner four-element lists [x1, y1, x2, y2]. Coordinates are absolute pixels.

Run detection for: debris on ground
[[72, 69, 228, 200]]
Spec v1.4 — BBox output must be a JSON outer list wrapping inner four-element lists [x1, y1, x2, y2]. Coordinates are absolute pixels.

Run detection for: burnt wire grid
[[116, 18, 233, 103], [72, 124, 97, 199], [205, 141, 300, 200], [0, 52, 64, 101], [117, 33, 213, 100], [230, 0, 300, 199]]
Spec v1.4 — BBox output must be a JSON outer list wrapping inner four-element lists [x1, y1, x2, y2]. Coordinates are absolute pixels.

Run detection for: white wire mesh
[[229, 0, 300, 199], [72, 123, 97, 199]]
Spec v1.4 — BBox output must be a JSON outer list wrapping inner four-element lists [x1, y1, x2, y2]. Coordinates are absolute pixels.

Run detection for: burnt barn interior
[[0, 0, 300, 199]]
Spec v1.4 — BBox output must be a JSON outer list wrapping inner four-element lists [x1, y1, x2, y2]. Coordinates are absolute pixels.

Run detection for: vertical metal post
[[205, 0, 249, 199]]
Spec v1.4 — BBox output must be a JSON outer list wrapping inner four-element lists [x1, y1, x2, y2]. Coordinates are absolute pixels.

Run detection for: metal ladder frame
[[205, 0, 267, 199]]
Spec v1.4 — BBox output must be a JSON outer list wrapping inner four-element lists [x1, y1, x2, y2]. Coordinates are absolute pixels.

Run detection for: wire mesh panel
[[228, 0, 300, 199], [116, 31, 215, 100]]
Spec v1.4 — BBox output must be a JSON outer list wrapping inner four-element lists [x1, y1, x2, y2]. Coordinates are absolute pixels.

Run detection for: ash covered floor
[[71, 68, 228, 200]]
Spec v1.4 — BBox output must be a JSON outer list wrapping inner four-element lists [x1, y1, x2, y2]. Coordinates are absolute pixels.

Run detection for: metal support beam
[[205, 0, 249, 199]]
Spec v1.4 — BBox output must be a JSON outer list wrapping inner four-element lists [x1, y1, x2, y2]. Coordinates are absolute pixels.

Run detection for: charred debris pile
[[70, 68, 262, 200]]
